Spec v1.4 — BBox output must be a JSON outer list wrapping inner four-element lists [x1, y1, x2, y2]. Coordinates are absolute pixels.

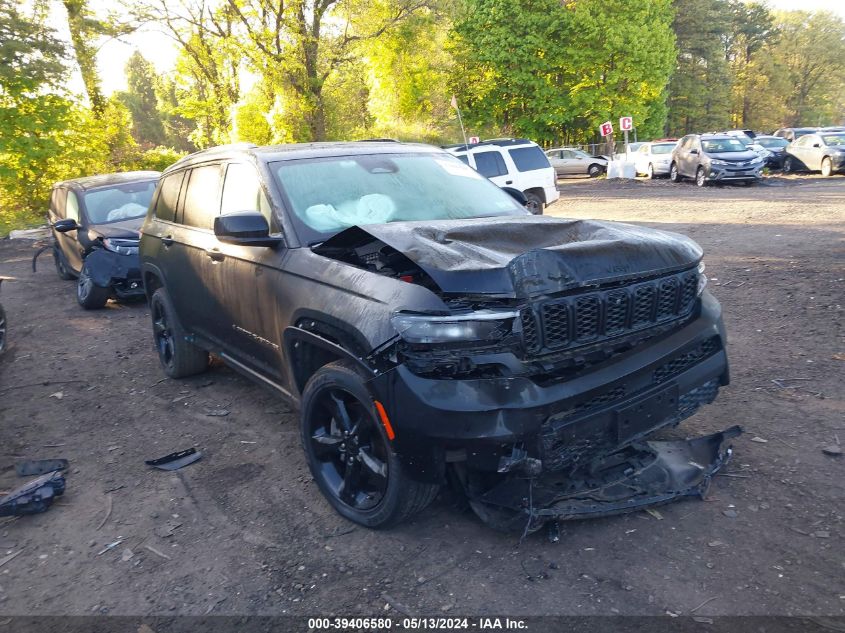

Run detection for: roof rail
[[444, 138, 533, 152], [358, 138, 400, 142]]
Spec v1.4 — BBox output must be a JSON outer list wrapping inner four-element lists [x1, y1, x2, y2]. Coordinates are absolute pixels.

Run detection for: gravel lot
[[0, 175, 843, 618]]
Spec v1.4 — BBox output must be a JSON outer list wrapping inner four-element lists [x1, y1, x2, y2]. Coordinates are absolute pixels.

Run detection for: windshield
[[651, 143, 675, 155], [701, 138, 747, 153], [83, 181, 157, 224], [272, 152, 527, 243], [756, 137, 789, 149], [822, 134, 845, 146]]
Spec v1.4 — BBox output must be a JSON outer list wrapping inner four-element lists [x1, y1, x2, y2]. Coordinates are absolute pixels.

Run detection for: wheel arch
[[284, 319, 375, 395]]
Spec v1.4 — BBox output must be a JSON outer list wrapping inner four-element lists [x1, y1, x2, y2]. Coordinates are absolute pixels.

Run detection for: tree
[[768, 11, 845, 126], [116, 51, 167, 146], [724, 1, 776, 127], [453, 0, 675, 144], [666, 0, 733, 135]]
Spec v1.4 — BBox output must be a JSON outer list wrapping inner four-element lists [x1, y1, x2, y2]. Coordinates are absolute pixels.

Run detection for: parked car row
[[36, 139, 735, 533], [625, 125, 845, 186]]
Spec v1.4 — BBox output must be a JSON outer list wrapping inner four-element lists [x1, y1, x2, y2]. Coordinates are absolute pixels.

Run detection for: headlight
[[391, 310, 518, 345], [750, 157, 764, 165], [710, 159, 728, 166], [697, 261, 708, 296], [102, 238, 139, 256]]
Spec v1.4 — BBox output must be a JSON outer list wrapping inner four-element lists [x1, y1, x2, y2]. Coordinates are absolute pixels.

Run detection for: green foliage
[[452, 0, 675, 144]]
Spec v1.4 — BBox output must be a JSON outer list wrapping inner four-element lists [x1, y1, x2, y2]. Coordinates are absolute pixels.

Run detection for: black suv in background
[[48, 172, 159, 308], [671, 134, 764, 186], [140, 142, 734, 532]]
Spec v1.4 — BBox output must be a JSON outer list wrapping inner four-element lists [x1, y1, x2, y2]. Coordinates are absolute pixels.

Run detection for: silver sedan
[[545, 148, 608, 177]]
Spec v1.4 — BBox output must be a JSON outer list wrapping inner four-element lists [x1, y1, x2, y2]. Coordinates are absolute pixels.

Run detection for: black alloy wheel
[[300, 361, 439, 528], [307, 387, 390, 512]]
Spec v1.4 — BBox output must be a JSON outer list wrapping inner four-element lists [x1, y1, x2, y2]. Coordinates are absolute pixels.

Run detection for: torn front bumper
[[477, 426, 741, 524], [84, 248, 144, 299]]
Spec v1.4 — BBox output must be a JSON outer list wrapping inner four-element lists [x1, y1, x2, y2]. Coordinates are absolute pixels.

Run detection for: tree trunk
[[62, 0, 105, 116]]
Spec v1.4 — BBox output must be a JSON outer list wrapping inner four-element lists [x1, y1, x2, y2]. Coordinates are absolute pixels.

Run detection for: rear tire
[[53, 247, 74, 280], [670, 162, 682, 182], [76, 262, 110, 309], [524, 192, 544, 215], [696, 166, 708, 187], [150, 287, 209, 378], [821, 157, 833, 177], [301, 360, 439, 528]]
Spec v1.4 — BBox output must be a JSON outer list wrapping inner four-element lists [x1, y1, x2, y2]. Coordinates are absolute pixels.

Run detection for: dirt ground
[[0, 175, 843, 618]]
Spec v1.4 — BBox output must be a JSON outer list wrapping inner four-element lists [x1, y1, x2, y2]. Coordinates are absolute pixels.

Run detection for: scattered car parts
[[145, 448, 202, 471], [0, 471, 66, 517]]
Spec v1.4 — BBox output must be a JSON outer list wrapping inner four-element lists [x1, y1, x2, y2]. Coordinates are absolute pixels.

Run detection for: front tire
[[696, 166, 708, 187], [301, 360, 439, 528], [647, 163, 655, 179], [76, 262, 110, 309], [670, 162, 682, 182], [783, 156, 795, 174], [587, 164, 603, 178], [524, 192, 544, 215], [150, 287, 209, 378], [821, 157, 833, 177]]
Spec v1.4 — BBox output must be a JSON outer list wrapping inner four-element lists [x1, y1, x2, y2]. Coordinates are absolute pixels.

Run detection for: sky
[[45, 0, 845, 99]]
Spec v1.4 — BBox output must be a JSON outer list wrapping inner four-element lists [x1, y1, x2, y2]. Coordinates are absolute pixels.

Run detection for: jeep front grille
[[521, 269, 698, 356]]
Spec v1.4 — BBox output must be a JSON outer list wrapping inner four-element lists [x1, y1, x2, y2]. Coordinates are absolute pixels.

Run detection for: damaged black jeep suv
[[140, 142, 736, 531]]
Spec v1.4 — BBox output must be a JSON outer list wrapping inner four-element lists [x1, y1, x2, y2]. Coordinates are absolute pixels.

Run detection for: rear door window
[[473, 151, 508, 178], [154, 172, 184, 223], [182, 165, 222, 230], [508, 146, 550, 172]]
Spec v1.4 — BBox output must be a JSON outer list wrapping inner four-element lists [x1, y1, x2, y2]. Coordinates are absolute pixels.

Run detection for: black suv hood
[[315, 216, 702, 298], [88, 217, 143, 239]]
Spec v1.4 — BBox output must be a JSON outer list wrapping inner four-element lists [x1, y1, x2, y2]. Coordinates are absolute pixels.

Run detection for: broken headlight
[[697, 261, 707, 296], [102, 238, 139, 256], [391, 310, 519, 345]]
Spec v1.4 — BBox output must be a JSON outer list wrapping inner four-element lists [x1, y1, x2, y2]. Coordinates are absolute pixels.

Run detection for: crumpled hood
[[315, 216, 702, 298], [89, 217, 143, 239]]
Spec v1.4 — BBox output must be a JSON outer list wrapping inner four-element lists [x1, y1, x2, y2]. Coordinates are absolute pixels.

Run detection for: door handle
[[206, 249, 225, 262], [505, 180, 513, 185], [161, 235, 174, 247]]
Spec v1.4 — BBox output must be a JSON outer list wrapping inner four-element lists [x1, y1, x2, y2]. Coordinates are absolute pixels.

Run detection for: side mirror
[[53, 219, 80, 233], [501, 187, 528, 207], [214, 211, 282, 247]]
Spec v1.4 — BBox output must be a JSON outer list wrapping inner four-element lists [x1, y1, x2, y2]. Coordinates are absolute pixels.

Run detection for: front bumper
[[370, 292, 729, 483], [84, 249, 144, 299], [830, 153, 845, 170], [707, 163, 763, 181]]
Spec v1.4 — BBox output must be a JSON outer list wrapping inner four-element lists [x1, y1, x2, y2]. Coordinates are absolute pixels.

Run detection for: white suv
[[444, 139, 559, 214]]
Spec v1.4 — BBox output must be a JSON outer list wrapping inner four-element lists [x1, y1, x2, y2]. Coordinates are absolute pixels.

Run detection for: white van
[[445, 139, 559, 214]]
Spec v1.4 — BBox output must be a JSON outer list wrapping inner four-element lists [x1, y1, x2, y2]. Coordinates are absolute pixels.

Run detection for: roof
[[165, 141, 441, 174], [443, 138, 535, 153], [54, 171, 161, 190]]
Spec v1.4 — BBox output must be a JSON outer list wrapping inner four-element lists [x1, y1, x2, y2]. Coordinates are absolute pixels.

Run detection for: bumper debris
[[473, 425, 742, 530]]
